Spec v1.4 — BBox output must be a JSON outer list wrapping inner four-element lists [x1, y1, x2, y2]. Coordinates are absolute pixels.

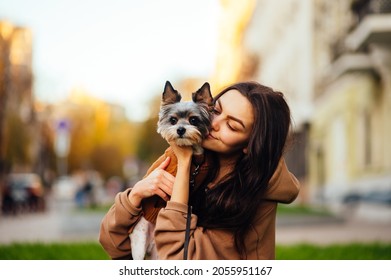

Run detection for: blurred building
[[215, 0, 391, 209], [0, 20, 37, 174], [310, 0, 391, 206]]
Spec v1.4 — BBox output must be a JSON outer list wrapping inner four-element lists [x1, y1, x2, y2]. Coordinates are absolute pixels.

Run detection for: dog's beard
[[157, 124, 203, 146]]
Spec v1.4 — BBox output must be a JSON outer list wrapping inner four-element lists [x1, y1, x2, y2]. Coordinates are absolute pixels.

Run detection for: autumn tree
[[135, 95, 168, 165]]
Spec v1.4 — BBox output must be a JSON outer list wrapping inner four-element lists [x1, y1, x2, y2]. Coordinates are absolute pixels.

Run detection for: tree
[[135, 95, 168, 164]]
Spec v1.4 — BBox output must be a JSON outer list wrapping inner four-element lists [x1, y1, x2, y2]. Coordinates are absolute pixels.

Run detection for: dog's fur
[[130, 81, 213, 259]]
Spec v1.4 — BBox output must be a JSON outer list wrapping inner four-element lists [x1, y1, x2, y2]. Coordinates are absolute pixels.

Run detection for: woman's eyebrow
[[217, 99, 246, 129]]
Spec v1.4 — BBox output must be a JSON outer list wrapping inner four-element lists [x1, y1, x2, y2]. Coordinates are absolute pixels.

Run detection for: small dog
[[130, 81, 213, 259], [157, 80, 213, 154]]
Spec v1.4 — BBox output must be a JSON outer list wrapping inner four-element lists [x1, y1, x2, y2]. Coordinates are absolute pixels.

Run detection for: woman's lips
[[208, 133, 217, 140]]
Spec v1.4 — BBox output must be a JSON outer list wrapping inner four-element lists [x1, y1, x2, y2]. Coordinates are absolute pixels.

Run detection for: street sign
[[54, 119, 70, 157]]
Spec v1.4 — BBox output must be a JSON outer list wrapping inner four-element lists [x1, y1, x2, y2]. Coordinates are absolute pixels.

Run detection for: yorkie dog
[[130, 81, 213, 259], [157, 80, 213, 155]]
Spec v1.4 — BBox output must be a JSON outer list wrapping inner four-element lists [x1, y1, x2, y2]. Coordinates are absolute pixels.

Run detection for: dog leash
[[183, 162, 201, 260]]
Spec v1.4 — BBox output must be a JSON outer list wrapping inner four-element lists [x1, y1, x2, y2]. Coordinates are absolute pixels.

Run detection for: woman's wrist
[[177, 157, 192, 169], [128, 188, 142, 208], [170, 158, 191, 204]]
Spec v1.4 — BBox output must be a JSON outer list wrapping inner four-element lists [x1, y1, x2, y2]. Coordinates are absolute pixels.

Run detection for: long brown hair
[[189, 81, 292, 258]]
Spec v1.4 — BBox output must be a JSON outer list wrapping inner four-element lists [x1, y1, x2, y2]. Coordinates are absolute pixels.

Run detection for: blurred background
[[0, 0, 390, 259]]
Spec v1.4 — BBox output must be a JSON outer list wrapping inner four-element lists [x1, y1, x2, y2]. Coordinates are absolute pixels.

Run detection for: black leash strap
[[183, 204, 192, 260], [183, 162, 201, 260]]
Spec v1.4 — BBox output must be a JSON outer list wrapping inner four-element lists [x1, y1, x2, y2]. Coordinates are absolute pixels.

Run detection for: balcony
[[346, 0, 391, 51], [326, 53, 377, 83], [346, 14, 391, 51]]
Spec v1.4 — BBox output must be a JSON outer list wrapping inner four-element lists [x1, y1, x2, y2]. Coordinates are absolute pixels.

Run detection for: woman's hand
[[128, 157, 175, 207], [169, 142, 193, 165]]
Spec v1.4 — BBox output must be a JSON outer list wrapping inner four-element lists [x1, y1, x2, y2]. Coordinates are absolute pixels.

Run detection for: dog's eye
[[169, 117, 178, 125], [189, 116, 199, 126]]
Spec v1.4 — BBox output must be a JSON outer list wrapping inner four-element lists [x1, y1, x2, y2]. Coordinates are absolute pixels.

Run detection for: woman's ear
[[243, 147, 248, 154]]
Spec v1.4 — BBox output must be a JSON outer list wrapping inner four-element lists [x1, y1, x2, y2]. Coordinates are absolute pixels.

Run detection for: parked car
[[343, 190, 391, 206], [1, 173, 46, 215]]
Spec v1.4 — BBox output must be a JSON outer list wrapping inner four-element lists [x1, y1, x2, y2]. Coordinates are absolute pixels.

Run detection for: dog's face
[[157, 81, 213, 154]]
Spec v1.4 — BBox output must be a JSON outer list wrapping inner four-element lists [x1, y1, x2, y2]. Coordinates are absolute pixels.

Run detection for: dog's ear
[[162, 81, 181, 105], [192, 82, 213, 105]]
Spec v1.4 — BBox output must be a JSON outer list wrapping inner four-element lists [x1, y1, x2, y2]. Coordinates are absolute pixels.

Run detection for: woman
[[99, 81, 300, 260]]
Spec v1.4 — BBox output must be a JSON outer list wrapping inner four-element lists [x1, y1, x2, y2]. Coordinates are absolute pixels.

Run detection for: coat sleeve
[[99, 189, 142, 259], [98, 148, 174, 259]]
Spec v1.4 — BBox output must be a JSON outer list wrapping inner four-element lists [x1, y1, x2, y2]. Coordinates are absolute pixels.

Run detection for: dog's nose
[[177, 127, 186, 136]]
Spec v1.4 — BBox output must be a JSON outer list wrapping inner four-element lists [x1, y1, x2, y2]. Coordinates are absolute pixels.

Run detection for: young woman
[[99, 81, 300, 259]]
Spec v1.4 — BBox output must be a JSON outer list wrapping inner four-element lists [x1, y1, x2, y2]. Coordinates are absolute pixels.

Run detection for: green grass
[[277, 204, 333, 216], [72, 203, 113, 214], [0, 242, 390, 260], [0, 242, 110, 260], [276, 243, 391, 260]]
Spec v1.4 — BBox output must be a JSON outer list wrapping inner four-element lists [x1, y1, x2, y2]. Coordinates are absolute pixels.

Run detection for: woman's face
[[202, 89, 254, 155]]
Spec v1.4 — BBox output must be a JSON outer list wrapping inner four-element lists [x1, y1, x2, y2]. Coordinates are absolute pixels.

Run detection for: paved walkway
[[276, 202, 391, 245], [277, 216, 391, 245], [0, 200, 104, 244]]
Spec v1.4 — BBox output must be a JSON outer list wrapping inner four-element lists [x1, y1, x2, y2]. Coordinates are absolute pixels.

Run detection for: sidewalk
[[276, 215, 391, 245], [0, 200, 390, 245], [0, 200, 105, 244]]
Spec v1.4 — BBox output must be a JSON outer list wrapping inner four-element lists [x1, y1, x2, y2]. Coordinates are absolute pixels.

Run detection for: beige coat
[[99, 147, 300, 260]]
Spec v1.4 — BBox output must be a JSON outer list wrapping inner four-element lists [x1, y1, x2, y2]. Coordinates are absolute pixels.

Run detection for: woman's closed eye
[[227, 122, 239, 131]]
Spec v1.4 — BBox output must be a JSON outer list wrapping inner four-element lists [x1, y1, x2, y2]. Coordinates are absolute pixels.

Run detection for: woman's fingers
[[130, 156, 176, 202], [158, 156, 171, 170], [159, 180, 173, 197], [156, 156, 175, 185], [154, 188, 171, 201], [153, 170, 174, 196], [162, 170, 175, 185]]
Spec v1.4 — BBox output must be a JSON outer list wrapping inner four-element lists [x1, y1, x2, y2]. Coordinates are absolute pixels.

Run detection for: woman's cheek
[[221, 130, 248, 149], [220, 130, 237, 147]]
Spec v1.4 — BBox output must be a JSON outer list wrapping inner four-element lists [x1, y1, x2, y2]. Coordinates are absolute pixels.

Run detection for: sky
[[0, 0, 220, 121]]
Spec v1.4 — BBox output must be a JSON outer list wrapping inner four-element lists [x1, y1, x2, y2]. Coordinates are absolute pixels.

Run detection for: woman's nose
[[211, 115, 220, 131]]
